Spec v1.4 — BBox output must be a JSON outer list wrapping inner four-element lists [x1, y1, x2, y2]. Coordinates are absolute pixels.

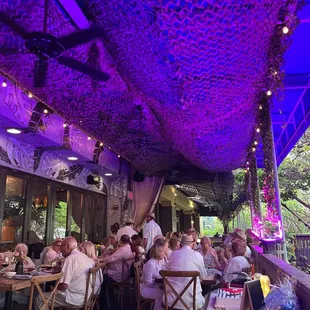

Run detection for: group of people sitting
[[0, 211, 252, 310]]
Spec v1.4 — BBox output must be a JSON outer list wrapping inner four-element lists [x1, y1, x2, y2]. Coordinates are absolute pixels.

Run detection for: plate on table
[[13, 274, 32, 280]]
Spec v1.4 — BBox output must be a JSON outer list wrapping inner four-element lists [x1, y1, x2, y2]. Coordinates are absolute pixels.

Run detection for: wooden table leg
[[4, 291, 12, 310]]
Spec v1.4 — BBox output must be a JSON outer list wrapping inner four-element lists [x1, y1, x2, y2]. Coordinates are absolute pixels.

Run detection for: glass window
[[1, 176, 27, 244], [71, 192, 82, 241], [84, 196, 94, 241], [54, 187, 68, 239], [30, 182, 48, 243]]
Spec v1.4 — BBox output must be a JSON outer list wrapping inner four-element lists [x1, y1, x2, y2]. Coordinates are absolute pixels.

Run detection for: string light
[[256, 128, 260, 133], [63, 123, 67, 128], [87, 136, 91, 141], [259, 105, 263, 110], [43, 109, 49, 114], [99, 142, 103, 147], [246, 161, 249, 165], [282, 26, 289, 34], [266, 90, 272, 96], [244, 169, 248, 173], [2, 79, 7, 87], [28, 92, 33, 98], [254, 141, 258, 145], [117, 155, 121, 158], [252, 147, 256, 152]]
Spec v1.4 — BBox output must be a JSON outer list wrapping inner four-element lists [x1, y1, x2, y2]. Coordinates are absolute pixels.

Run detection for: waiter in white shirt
[[165, 235, 208, 310], [143, 212, 162, 252], [115, 218, 137, 242]]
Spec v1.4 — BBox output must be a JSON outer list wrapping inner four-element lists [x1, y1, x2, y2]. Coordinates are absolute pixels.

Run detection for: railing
[[250, 245, 310, 310], [295, 234, 310, 268]]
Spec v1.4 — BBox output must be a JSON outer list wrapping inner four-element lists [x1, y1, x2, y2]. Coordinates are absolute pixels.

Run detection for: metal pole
[[270, 124, 288, 261]]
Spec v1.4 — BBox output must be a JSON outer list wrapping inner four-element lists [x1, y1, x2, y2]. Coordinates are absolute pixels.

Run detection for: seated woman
[[42, 239, 62, 264], [145, 237, 169, 262], [141, 244, 166, 310], [13, 243, 35, 269], [80, 241, 98, 264], [223, 239, 251, 284], [166, 236, 180, 259], [131, 234, 145, 261]]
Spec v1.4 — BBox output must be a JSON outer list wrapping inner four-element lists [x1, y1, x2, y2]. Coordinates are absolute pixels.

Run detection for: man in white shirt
[[115, 218, 137, 242], [143, 212, 162, 252], [99, 234, 134, 309], [165, 235, 208, 310], [35, 237, 95, 310]]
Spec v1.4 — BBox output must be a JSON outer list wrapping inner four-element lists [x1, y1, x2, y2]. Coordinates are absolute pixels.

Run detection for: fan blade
[[34, 58, 48, 87], [58, 27, 107, 50], [57, 56, 110, 81], [0, 12, 29, 39]]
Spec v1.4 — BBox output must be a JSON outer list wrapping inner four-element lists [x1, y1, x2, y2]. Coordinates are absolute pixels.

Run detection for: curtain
[[133, 175, 165, 228]]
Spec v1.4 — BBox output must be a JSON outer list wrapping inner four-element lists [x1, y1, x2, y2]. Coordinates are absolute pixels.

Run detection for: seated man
[[165, 235, 208, 310], [34, 236, 95, 310], [42, 239, 62, 264], [99, 234, 134, 309]]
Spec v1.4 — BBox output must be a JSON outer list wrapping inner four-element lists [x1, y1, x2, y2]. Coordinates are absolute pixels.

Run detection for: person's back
[[166, 236, 207, 310], [61, 248, 95, 305]]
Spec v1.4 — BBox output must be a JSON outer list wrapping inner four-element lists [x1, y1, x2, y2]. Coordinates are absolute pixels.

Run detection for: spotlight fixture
[[256, 128, 260, 133], [28, 92, 33, 98], [43, 109, 49, 114], [2, 79, 7, 87], [99, 142, 103, 147], [67, 156, 78, 161], [254, 141, 258, 145], [105, 173, 113, 176], [87, 136, 91, 141], [63, 123, 67, 128], [282, 26, 289, 34], [7, 128, 22, 134], [266, 90, 272, 96]]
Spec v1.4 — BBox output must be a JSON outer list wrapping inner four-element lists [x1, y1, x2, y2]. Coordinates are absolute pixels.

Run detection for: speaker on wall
[[87, 174, 100, 185], [133, 171, 145, 182]]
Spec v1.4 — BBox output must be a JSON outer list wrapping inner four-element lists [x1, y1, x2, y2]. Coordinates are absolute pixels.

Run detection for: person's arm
[[103, 248, 123, 264], [57, 283, 69, 291], [197, 255, 208, 280], [58, 258, 73, 291], [143, 261, 155, 286]]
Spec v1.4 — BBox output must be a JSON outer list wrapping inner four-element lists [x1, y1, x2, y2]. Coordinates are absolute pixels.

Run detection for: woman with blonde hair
[[79, 241, 98, 263], [141, 244, 166, 310]]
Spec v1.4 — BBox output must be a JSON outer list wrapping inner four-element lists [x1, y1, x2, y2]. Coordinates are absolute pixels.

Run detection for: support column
[[159, 201, 173, 235], [183, 212, 192, 231]]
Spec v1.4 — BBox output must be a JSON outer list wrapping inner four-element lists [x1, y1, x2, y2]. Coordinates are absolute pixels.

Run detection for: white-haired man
[[115, 218, 137, 242], [35, 236, 95, 310]]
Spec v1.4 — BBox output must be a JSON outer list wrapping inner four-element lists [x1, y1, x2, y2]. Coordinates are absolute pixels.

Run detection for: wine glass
[[2, 256, 9, 272]]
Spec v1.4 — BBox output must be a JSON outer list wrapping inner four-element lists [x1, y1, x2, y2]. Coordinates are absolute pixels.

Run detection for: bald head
[[61, 237, 78, 257]]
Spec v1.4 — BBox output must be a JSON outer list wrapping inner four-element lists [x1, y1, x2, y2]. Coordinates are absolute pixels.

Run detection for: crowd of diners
[[0, 211, 255, 310]]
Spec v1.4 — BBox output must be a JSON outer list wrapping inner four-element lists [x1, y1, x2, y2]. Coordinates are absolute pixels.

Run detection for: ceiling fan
[[0, 1, 110, 87]]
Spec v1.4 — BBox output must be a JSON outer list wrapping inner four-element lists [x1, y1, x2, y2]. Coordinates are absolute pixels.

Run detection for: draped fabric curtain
[[133, 175, 165, 228]]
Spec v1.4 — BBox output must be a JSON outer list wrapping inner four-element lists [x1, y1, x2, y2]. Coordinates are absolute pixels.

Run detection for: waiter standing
[[143, 212, 162, 252]]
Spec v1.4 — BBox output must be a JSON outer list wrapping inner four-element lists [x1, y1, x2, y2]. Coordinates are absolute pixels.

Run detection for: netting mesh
[[0, 0, 288, 174]]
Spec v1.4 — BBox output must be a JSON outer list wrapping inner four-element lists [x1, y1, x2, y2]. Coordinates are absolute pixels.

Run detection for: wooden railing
[[295, 234, 310, 268], [250, 245, 310, 310]]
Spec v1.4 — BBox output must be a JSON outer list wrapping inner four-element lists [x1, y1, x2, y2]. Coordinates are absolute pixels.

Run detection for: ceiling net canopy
[[0, 0, 285, 174]]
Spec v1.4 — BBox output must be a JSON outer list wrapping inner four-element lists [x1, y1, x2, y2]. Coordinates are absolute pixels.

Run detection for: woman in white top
[[79, 241, 99, 263], [223, 239, 251, 283], [141, 244, 167, 310]]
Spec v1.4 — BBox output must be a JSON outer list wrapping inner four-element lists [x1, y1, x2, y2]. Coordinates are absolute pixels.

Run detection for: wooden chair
[[57, 267, 103, 310], [134, 260, 155, 310], [84, 266, 102, 310], [111, 256, 134, 309], [28, 272, 63, 310], [160, 270, 200, 310]]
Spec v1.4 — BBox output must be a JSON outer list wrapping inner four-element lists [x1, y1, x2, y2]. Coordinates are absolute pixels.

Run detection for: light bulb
[[252, 147, 256, 152], [7, 128, 22, 134], [266, 90, 272, 96], [282, 26, 289, 34], [2, 81, 7, 87], [254, 141, 258, 145], [105, 173, 112, 176], [274, 71, 278, 75], [117, 155, 121, 158], [174, 193, 177, 196], [246, 161, 249, 165], [43, 109, 48, 114], [256, 128, 260, 133], [259, 105, 263, 110], [63, 123, 67, 128], [244, 169, 248, 173], [99, 142, 103, 147], [67, 156, 78, 161], [87, 136, 91, 141], [28, 92, 33, 98]]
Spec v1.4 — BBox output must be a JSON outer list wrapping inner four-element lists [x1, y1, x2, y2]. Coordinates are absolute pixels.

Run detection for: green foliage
[[201, 217, 224, 236]]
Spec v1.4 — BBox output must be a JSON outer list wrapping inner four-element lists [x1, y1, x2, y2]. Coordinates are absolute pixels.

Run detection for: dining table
[[0, 274, 31, 310]]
